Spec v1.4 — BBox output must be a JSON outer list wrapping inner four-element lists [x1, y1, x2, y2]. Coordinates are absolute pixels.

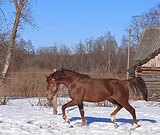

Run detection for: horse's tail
[[129, 77, 148, 101]]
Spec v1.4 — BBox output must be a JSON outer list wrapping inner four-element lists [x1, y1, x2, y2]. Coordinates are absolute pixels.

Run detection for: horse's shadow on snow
[[70, 116, 157, 125]]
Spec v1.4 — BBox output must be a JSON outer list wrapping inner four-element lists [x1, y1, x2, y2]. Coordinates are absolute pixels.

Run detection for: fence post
[[53, 93, 58, 115]]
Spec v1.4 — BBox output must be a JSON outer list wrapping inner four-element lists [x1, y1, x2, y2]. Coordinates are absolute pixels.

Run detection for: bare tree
[[1, 0, 33, 82], [103, 32, 117, 73], [130, 3, 160, 45]]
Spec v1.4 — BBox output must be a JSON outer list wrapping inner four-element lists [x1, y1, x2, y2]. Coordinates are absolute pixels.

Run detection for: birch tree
[[1, 0, 33, 82]]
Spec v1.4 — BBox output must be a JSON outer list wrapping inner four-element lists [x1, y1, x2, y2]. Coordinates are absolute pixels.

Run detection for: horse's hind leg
[[78, 102, 86, 126], [110, 104, 123, 124], [108, 99, 123, 124], [123, 102, 139, 129]]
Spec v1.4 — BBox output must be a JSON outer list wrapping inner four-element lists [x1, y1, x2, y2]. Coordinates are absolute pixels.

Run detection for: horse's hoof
[[62, 115, 67, 120], [81, 122, 87, 126], [62, 115, 70, 124], [130, 123, 141, 130], [65, 118, 70, 124], [111, 115, 116, 124]]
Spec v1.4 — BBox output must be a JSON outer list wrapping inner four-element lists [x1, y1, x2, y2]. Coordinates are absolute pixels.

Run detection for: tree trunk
[[1, 1, 23, 81]]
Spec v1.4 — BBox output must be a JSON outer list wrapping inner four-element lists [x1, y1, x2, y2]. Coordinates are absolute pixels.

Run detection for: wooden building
[[129, 27, 160, 101]]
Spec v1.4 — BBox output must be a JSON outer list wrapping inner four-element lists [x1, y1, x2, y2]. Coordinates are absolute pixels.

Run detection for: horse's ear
[[45, 74, 48, 78], [60, 67, 64, 71]]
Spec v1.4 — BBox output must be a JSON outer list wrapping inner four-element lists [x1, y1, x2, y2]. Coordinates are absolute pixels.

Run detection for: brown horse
[[46, 68, 148, 129]]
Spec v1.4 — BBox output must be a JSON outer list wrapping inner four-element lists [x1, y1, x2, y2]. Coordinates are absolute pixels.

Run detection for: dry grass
[[1, 70, 50, 97], [0, 70, 126, 98]]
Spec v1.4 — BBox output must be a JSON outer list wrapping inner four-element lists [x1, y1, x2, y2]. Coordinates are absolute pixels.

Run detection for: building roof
[[128, 27, 160, 77], [134, 27, 160, 62]]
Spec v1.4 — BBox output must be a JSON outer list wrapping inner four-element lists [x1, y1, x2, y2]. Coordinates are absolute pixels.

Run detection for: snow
[[0, 98, 160, 135]]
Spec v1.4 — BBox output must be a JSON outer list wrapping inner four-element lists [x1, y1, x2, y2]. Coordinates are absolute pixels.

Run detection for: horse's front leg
[[62, 99, 80, 122], [78, 102, 86, 126]]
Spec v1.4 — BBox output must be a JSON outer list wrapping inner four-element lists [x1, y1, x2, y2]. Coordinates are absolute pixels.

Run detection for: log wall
[[136, 67, 160, 101]]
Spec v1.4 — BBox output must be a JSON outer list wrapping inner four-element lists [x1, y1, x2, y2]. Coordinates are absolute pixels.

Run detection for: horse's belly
[[83, 90, 109, 102]]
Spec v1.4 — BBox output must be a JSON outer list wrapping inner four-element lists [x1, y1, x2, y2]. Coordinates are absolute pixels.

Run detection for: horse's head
[[45, 74, 58, 100]]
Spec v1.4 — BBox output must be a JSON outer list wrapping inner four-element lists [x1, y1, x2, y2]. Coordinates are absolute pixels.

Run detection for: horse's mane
[[62, 69, 91, 79]]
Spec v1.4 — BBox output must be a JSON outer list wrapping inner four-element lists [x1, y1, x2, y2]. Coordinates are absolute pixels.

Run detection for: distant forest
[[0, 2, 160, 75]]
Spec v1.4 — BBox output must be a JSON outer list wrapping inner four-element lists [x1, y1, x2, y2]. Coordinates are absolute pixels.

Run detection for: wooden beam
[[137, 67, 160, 72], [53, 93, 58, 115]]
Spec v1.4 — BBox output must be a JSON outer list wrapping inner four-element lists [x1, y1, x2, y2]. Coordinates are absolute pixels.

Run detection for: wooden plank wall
[[136, 67, 160, 101]]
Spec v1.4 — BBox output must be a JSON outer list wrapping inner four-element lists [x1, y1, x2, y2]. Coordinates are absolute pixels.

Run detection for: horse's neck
[[58, 75, 78, 87]]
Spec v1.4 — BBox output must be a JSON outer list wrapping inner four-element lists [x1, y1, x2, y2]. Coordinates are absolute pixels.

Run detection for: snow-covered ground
[[0, 98, 160, 135]]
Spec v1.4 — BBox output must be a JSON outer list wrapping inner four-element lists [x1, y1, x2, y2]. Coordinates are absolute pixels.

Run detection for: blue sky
[[19, 0, 160, 48]]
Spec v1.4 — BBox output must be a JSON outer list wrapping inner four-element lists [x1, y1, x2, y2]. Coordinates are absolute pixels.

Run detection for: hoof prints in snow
[[0, 98, 160, 135]]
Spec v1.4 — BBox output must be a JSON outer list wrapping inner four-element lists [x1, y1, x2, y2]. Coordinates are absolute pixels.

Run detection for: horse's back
[[82, 78, 118, 102], [82, 78, 129, 102]]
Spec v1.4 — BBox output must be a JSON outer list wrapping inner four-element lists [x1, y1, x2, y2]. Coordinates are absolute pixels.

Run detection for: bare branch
[[1, 0, 34, 81]]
